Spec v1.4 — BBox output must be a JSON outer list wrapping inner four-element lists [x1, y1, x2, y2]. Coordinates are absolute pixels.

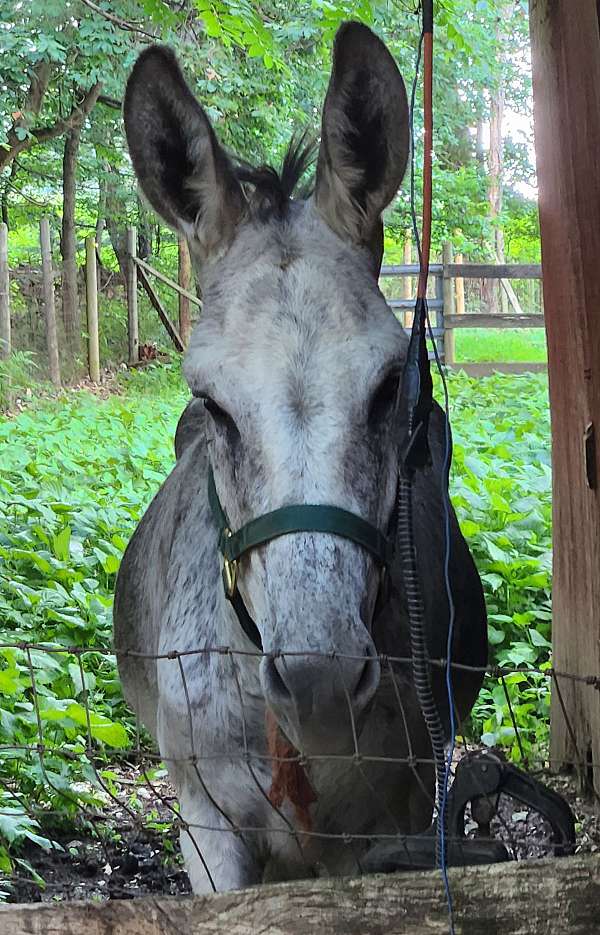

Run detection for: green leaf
[[52, 526, 71, 561]]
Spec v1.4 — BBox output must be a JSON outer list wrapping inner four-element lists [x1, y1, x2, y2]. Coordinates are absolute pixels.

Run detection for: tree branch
[[0, 82, 103, 173], [78, 0, 158, 41], [98, 94, 122, 110]]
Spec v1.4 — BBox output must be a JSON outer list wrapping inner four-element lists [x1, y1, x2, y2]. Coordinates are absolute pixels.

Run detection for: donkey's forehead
[[184, 201, 407, 396]]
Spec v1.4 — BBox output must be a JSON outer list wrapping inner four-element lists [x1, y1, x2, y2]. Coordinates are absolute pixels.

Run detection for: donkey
[[115, 21, 487, 892]]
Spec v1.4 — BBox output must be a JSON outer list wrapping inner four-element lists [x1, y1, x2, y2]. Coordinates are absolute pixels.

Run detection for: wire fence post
[[85, 235, 100, 383], [0, 222, 10, 361], [455, 252, 465, 316], [178, 235, 192, 348], [442, 241, 455, 366], [39, 217, 61, 388], [126, 226, 139, 365]]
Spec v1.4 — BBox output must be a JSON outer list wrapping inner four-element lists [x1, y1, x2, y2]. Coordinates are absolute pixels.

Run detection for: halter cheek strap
[[207, 468, 393, 650]]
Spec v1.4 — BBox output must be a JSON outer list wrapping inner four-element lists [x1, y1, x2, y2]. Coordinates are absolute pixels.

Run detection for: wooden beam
[[500, 278, 525, 316], [134, 256, 202, 308], [389, 298, 443, 311], [126, 227, 139, 365], [445, 263, 542, 280], [380, 263, 443, 277], [444, 314, 544, 329], [530, 0, 600, 795], [137, 266, 185, 352], [443, 242, 455, 365], [2, 855, 600, 934], [178, 236, 192, 347], [0, 222, 10, 360]]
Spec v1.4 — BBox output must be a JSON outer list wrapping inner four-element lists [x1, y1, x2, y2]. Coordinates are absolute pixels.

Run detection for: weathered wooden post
[[85, 235, 100, 382], [401, 236, 412, 326], [126, 226, 139, 365], [530, 0, 600, 793], [40, 217, 61, 388], [0, 222, 10, 361], [442, 241, 455, 366], [178, 235, 192, 347], [455, 252, 465, 317]]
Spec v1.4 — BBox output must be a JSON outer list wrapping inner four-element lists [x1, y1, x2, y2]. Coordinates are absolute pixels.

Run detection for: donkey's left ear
[[124, 46, 245, 262], [314, 22, 409, 268]]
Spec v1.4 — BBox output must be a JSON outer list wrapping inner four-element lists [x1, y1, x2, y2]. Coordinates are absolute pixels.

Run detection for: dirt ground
[[2, 758, 599, 904]]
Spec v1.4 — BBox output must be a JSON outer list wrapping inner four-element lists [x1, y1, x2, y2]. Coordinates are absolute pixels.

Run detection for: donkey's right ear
[[124, 46, 245, 260]]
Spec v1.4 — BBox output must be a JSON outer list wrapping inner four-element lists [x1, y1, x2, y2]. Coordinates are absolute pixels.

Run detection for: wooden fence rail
[[380, 247, 544, 374]]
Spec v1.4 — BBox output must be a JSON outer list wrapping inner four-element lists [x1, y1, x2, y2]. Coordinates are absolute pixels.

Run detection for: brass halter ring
[[222, 529, 238, 599]]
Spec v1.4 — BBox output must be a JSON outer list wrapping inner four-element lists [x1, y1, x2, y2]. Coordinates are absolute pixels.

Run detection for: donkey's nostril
[[352, 648, 380, 705]]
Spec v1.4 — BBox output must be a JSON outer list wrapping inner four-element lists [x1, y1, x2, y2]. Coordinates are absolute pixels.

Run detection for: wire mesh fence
[[0, 638, 598, 903]]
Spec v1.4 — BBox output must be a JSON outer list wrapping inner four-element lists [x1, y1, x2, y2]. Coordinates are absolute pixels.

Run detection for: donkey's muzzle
[[261, 647, 380, 751]]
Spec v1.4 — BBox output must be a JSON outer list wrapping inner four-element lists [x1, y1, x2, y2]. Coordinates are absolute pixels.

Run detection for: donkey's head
[[125, 22, 410, 754]]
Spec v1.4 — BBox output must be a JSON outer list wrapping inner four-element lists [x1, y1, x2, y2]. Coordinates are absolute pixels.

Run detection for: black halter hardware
[[208, 468, 394, 650]]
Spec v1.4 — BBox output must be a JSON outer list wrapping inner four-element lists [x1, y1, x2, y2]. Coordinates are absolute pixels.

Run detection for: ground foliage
[[0, 366, 552, 879]]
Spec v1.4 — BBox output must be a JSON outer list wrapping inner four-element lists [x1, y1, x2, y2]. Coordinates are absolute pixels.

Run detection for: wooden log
[[442, 242, 455, 365], [443, 314, 544, 329], [85, 236, 100, 382], [455, 253, 465, 317], [500, 278, 525, 316], [133, 256, 202, 308], [178, 235, 192, 346], [126, 227, 139, 365], [445, 263, 542, 280], [530, 0, 600, 794], [39, 217, 61, 387], [0, 222, 10, 360], [1, 854, 600, 934], [137, 266, 185, 352]]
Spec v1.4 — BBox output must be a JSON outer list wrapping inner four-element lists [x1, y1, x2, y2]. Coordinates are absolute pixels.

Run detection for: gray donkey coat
[[114, 21, 487, 892]]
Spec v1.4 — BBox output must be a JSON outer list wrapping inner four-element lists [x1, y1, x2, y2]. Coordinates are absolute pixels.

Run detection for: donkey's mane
[[234, 131, 317, 221]]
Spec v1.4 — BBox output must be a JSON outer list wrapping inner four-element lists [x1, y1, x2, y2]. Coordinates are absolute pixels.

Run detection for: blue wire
[[408, 17, 457, 935]]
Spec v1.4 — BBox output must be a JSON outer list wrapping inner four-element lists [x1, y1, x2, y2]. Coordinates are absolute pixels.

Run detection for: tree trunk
[[483, 79, 505, 316], [104, 163, 128, 278], [1, 162, 17, 229], [61, 126, 82, 352], [530, 0, 600, 796]]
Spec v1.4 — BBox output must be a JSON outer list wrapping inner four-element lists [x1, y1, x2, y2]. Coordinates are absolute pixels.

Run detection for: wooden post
[[85, 235, 100, 382], [126, 226, 139, 365], [402, 237, 413, 327], [530, 0, 600, 794], [455, 253, 465, 317], [39, 217, 61, 388], [0, 222, 10, 360], [178, 235, 192, 347], [442, 241, 455, 366]]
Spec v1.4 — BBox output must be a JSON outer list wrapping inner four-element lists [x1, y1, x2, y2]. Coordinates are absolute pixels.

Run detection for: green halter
[[207, 468, 394, 650]]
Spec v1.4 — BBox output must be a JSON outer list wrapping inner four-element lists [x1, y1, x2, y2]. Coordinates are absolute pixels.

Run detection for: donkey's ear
[[124, 46, 245, 260], [314, 22, 409, 265]]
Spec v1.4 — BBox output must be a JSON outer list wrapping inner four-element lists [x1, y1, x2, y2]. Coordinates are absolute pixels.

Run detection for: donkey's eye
[[368, 372, 400, 425], [203, 397, 241, 448], [203, 397, 230, 423]]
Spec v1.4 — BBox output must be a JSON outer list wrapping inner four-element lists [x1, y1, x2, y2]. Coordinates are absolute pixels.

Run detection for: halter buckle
[[222, 529, 238, 599]]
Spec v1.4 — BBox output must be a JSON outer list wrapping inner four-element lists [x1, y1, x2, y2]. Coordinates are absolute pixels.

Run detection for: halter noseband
[[208, 468, 394, 650]]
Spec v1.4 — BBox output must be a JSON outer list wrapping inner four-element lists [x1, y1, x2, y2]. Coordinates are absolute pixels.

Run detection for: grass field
[[0, 364, 552, 874], [455, 328, 547, 363]]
